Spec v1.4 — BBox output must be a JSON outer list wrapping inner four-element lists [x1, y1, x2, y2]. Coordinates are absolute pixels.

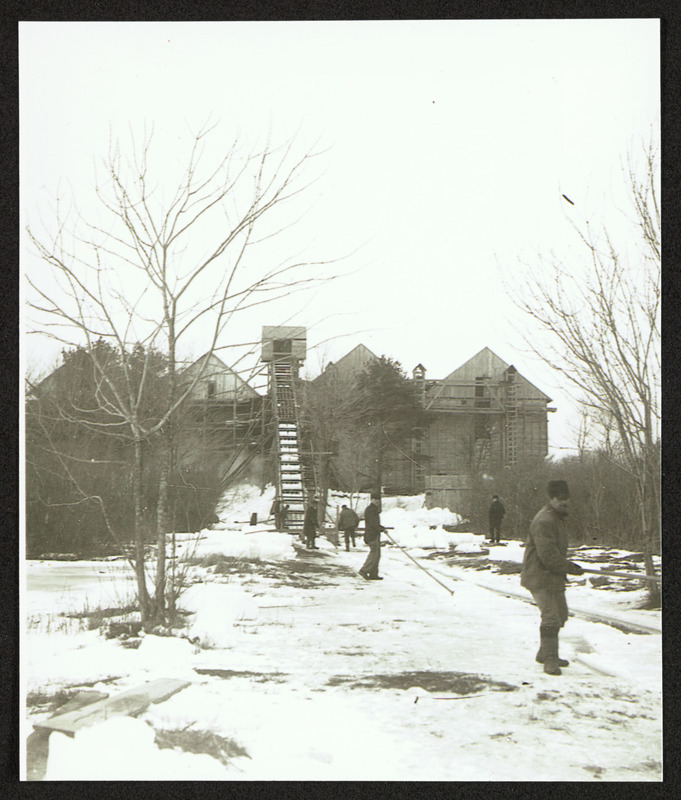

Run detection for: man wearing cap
[[521, 480, 585, 675], [488, 494, 506, 544], [303, 498, 320, 549], [359, 493, 387, 581]]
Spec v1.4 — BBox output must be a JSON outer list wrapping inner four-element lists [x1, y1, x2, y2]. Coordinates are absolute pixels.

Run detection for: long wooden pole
[[578, 566, 661, 583], [382, 531, 455, 596]]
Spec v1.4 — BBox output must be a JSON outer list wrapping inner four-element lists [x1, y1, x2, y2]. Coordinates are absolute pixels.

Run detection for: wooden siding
[[313, 344, 379, 385], [424, 409, 548, 473], [424, 473, 471, 513], [261, 325, 307, 362], [304, 343, 551, 502], [181, 353, 259, 402], [427, 380, 549, 411], [427, 347, 551, 407]]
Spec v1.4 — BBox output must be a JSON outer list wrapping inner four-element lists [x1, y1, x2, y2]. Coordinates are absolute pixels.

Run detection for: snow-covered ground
[[21, 485, 662, 781]]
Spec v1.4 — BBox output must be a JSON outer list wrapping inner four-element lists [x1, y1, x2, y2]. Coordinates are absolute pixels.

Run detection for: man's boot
[[539, 626, 562, 675], [536, 626, 569, 667]]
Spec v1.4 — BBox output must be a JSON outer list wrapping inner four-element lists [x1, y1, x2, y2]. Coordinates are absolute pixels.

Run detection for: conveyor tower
[[261, 326, 316, 532]]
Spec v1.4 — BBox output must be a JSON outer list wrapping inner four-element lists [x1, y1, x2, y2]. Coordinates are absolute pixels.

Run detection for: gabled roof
[[28, 361, 67, 398], [312, 343, 380, 384], [181, 352, 260, 399], [29, 350, 261, 403], [425, 347, 552, 407], [27, 348, 114, 400], [440, 347, 510, 382]]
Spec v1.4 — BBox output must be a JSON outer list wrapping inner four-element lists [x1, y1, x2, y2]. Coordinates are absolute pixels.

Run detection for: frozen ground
[[22, 485, 662, 781]]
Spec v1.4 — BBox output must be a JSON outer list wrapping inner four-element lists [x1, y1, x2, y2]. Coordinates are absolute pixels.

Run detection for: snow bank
[[145, 684, 406, 781], [490, 540, 524, 563], [44, 715, 227, 780], [214, 484, 275, 528], [329, 491, 458, 518], [376, 502, 475, 552], [189, 529, 296, 562], [389, 526, 486, 553], [327, 490, 371, 512], [381, 504, 461, 530], [182, 583, 260, 648], [188, 484, 296, 563], [382, 494, 429, 513], [135, 635, 197, 678], [24, 631, 140, 695]]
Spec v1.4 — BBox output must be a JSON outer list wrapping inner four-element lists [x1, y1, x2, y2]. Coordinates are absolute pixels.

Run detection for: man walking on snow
[[303, 498, 320, 549], [359, 493, 387, 581], [338, 504, 360, 551], [488, 494, 506, 543], [521, 480, 584, 675]]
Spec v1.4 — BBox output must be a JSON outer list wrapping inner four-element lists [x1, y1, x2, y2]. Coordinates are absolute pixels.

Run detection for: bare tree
[[508, 141, 660, 602], [25, 123, 335, 627]]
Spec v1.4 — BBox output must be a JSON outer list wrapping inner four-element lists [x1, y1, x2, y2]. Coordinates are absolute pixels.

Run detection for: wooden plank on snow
[[34, 678, 191, 736]]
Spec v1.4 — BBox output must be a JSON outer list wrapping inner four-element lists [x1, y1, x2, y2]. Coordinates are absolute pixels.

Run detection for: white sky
[[19, 19, 660, 455]]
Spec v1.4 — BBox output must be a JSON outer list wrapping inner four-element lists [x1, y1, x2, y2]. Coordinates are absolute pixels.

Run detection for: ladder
[[270, 360, 314, 532]]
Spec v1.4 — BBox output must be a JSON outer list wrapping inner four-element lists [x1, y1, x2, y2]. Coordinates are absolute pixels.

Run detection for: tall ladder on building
[[505, 369, 518, 467], [270, 360, 315, 533]]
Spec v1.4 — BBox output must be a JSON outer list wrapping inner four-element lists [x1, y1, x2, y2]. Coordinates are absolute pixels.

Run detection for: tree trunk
[[643, 545, 660, 606], [167, 532, 177, 617], [638, 470, 660, 607], [154, 434, 171, 625], [133, 437, 152, 627]]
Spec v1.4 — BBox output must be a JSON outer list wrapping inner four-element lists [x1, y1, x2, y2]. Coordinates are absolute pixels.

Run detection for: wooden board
[[34, 678, 191, 736], [51, 690, 110, 716], [27, 691, 109, 780]]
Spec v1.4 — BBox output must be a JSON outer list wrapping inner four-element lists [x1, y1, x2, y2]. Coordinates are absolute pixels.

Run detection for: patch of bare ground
[[154, 728, 250, 766], [636, 594, 661, 610], [425, 550, 517, 573], [325, 670, 517, 694], [582, 764, 606, 778], [628, 759, 661, 774], [198, 555, 359, 588], [26, 687, 78, 713], [64, 603, 139, 629], [194, 668, 288, 683], [26, 683, 119, 711], [493, 562, 523, 575]]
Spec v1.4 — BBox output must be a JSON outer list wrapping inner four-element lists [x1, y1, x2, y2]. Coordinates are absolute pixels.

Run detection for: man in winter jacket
[[488, 494, 506, 543], [521, 480, 584, 675], [303, 498, 320, 549], [359, 493, 387, 580], [270, 499, 288, 531], [338, 504, 360, 551]]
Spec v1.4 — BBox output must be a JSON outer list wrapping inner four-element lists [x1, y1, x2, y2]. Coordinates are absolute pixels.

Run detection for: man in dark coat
[[520, 480, 584, 675], [338, 504, 360, 551], [488, 495, 506, 543], [270, 499, 288, 531], [359, 493, 387, 580], [303, 498, 320, 549]]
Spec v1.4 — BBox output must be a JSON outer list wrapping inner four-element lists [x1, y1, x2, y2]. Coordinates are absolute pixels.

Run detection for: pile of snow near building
[[205, 484, 472, 553]]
